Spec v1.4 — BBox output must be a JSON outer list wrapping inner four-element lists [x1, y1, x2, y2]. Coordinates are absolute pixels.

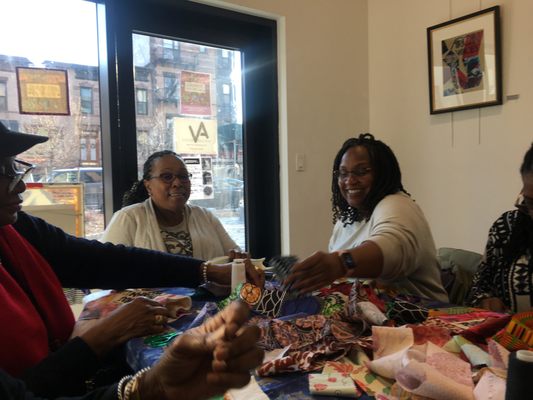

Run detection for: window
[[0, 81, 7, 111], [136, 88, 148, 115], [80, 133, 99, 164], [80, 86, 93, 114], [163, 39, 179, 60], [163, 73, 178, 102]]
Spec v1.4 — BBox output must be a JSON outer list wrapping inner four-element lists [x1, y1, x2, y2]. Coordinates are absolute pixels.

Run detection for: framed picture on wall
[[427, 6, 501, 114]]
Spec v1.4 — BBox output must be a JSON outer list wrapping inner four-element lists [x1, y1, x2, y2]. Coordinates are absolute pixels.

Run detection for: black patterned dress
[[467, 210, 533, 312]]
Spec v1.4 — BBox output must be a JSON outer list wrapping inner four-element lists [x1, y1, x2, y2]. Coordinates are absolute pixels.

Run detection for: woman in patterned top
[[467, 143, 533, 312], [102, 151, 242, 261]]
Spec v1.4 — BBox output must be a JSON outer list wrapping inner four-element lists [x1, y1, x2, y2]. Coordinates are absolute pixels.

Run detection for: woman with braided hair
[[286, 133, 448, 302], [467, 143, 533, 313], [102, 150, 241, 261]]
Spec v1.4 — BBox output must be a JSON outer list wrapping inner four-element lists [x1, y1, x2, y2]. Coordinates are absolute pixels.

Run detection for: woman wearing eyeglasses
[[467, 143, 533, 313], [101, 150, 240, 261], [285, 133, 448, 302]]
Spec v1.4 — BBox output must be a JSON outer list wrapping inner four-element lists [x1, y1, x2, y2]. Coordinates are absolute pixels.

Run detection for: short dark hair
[[331, 133, 407, 225], [122, 150, 179, 207]]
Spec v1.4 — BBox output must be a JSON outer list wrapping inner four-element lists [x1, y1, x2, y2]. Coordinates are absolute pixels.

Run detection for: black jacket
[[0, 370, 117, 400], [7, 212, 203, 397]]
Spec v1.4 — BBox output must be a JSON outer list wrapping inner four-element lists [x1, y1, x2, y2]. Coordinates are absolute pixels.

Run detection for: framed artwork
[[427, 6, 501, 114], [16, 67, 70, 115]]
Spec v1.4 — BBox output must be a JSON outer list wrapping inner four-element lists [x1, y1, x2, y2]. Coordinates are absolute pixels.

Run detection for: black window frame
[[99, 0, 280, 258]]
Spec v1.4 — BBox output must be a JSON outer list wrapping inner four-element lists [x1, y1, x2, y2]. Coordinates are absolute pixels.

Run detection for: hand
[[480, 297, 510, 313], [207, 259, 264, 289], [284, 251, 345, 294], [79, 297, 173, 357], [228, 249, 249, 261], [244, 258, 265, 288], [139, 301, 264, 400]]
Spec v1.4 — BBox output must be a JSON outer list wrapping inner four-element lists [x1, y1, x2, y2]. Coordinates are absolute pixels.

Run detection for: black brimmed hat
[[0, 121, 48, 157]]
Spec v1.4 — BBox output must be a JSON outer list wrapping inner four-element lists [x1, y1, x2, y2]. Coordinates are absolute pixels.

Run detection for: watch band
[[338, 251, 357, 271]]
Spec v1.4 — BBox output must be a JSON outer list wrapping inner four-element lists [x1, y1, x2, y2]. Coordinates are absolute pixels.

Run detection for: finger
[[213, 347, 264, 373], [150, 305, 174, 318], [214, 325, 261, 361], [206, 371, 252, 389], [196, 301, 250, 340]]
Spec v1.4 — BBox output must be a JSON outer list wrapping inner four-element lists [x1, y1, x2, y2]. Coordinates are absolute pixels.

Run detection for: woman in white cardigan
[[101, 151, 240, 260]]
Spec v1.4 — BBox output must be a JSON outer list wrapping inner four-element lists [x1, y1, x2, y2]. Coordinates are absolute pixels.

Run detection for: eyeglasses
[[334, 167, 372, 181], [0, 159, 35, 193], [515, 193, 533, 216], [148, 172, 192, 184]]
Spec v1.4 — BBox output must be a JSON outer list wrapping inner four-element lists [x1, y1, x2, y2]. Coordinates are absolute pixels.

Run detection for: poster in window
[[173, 117, 218, 155], [183, 157, 214, 200], [180, 71, 212, 116], [16, 67, 70, 115]]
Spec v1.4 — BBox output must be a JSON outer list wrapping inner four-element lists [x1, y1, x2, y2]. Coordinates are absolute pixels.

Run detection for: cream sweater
[[101, 198, 239, 260], [329, 193, 448, 302]]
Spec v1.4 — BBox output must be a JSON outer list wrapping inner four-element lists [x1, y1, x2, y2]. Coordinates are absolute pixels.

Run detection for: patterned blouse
[[467, 210, 532, 312]]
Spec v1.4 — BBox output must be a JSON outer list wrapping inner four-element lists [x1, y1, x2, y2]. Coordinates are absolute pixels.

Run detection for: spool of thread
[[505, 350, 533, 400], [231, 258, 246, 291]]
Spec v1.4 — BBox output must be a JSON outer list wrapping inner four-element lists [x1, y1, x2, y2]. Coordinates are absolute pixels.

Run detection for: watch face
[[341, 252, 356, 269]]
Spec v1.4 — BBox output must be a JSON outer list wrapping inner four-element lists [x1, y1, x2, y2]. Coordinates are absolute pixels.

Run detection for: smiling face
[[143, 154, 191, 215], [337, 146, 374, 209], [0, 157, 26, 226]]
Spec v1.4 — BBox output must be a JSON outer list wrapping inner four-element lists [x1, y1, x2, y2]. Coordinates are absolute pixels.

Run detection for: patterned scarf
[[0, 224, 74, 377]]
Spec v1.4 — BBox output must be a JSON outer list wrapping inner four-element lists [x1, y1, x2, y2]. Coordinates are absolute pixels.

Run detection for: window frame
[[99, 0, 280, 257]]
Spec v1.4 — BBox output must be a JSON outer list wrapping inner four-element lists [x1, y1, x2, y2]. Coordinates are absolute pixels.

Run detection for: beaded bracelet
[[117, 374, 133, 400], [123, 367, 151, 400], [202, 262, 209, 284]]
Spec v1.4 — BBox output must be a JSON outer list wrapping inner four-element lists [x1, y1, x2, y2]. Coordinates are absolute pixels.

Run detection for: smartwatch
[[338, 250, 357, 271]]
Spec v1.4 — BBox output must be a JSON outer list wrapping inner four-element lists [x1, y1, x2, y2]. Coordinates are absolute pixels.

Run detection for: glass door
[[105, 0, 280, 257], [132, 35, 245, 249]]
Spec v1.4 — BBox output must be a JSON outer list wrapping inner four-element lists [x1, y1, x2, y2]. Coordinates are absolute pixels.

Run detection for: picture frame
[[16, 67, 70, 115], [427, 6, 501, 114]]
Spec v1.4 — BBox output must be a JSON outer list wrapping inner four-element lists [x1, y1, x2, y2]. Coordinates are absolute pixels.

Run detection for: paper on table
[[224, 376, 268, 400]]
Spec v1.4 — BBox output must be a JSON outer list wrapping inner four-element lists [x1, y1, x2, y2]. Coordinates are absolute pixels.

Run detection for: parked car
[[47, 167, 104, 210]]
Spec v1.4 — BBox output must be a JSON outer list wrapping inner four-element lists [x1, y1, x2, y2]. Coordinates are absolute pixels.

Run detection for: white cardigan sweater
[[101, 198, 239, 260]]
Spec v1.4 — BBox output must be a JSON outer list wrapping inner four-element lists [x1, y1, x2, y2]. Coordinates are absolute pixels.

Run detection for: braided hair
[[503, 142, 533, 263], [122, 150, 179, 207], [331, 133, 408, 226]]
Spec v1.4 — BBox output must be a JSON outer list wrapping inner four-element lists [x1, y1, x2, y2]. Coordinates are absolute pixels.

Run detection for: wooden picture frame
[[16, 67, 70, 115], [427, 6, 502, 114]]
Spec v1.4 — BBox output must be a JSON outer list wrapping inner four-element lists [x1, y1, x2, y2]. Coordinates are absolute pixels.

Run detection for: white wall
[[369, 0, 533, 253], [206, 0, 532, 257], [203, 0, 370, 257]]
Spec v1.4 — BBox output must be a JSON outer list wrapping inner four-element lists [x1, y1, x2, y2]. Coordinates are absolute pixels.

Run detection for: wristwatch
[[338, 250, 357, 271]]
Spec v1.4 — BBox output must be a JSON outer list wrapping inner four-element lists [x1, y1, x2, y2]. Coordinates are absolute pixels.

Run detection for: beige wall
[[202, 0, 370, 257], [205, 0, 533, 257], [369, 0, 533, 253]]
